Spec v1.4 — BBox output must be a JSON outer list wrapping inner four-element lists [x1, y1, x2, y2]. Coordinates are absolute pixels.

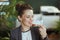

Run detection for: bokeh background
[[0, 0, 60, 40]]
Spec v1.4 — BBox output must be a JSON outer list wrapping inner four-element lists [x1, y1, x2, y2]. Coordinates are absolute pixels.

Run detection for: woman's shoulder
[[10, 26, 21, 32]]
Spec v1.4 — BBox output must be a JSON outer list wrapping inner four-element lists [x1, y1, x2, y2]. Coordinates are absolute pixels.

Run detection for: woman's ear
[[18, 16, 22, 21]]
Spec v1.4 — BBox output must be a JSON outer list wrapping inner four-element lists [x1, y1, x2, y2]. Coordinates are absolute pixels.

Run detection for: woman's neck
[[21, 24, 30, 32]]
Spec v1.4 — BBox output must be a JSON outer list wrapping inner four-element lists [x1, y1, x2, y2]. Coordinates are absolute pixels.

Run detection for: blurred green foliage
[[55, 20, 60, 32], [0, 0, 25, 40]]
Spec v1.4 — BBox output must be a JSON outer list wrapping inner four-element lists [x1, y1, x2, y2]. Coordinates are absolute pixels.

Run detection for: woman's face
[[19, 9, 34, 27]]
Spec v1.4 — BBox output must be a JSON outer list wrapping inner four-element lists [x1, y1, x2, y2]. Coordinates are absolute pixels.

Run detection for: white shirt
[[22, 30, 32, 40]]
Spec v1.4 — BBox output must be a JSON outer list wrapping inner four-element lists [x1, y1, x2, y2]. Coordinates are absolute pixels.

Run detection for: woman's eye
[[27, 16, 30, 18], [26, 15, 33, 18]]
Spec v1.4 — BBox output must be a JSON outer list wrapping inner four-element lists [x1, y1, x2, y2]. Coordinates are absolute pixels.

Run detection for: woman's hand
[[38, 25, 47, 39], [32, 24, 47, 39]]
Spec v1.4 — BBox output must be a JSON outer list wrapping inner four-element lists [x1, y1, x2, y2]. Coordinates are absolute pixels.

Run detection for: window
[[0, 0, 9, 5]]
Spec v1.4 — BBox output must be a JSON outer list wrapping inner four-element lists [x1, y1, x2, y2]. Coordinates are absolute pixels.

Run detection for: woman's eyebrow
[[27, 15, 33, 17]]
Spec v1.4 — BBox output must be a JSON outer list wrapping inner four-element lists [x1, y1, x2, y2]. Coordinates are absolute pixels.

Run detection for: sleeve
[[43, 36, 49, 40], [10, 30, 16, 40]]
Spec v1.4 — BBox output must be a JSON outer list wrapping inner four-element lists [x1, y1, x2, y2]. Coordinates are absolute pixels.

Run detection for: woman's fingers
[[36, 24, 47, 39], [39, 25, 46, 30]]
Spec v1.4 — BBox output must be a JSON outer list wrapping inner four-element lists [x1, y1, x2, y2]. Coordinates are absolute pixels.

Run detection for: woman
[[10, 3, 48, 40]]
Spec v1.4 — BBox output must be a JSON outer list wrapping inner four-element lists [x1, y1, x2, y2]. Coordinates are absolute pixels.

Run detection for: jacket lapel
[[18, 26, 22, 40], [30, 27, 36, 40]]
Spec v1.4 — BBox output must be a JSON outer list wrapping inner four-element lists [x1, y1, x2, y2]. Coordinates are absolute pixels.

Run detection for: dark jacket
[[10, 25, 48, 40]]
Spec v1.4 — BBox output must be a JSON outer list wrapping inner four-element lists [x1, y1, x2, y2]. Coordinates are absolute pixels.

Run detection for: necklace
[[22, 29, 30, 33]]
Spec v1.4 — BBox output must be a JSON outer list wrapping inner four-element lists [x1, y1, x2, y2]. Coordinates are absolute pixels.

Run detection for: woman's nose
[[30, 18, 33, 22]]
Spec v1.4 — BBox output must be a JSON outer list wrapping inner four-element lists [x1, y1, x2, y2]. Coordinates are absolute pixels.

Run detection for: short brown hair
[[15, 3, 33, 17]]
